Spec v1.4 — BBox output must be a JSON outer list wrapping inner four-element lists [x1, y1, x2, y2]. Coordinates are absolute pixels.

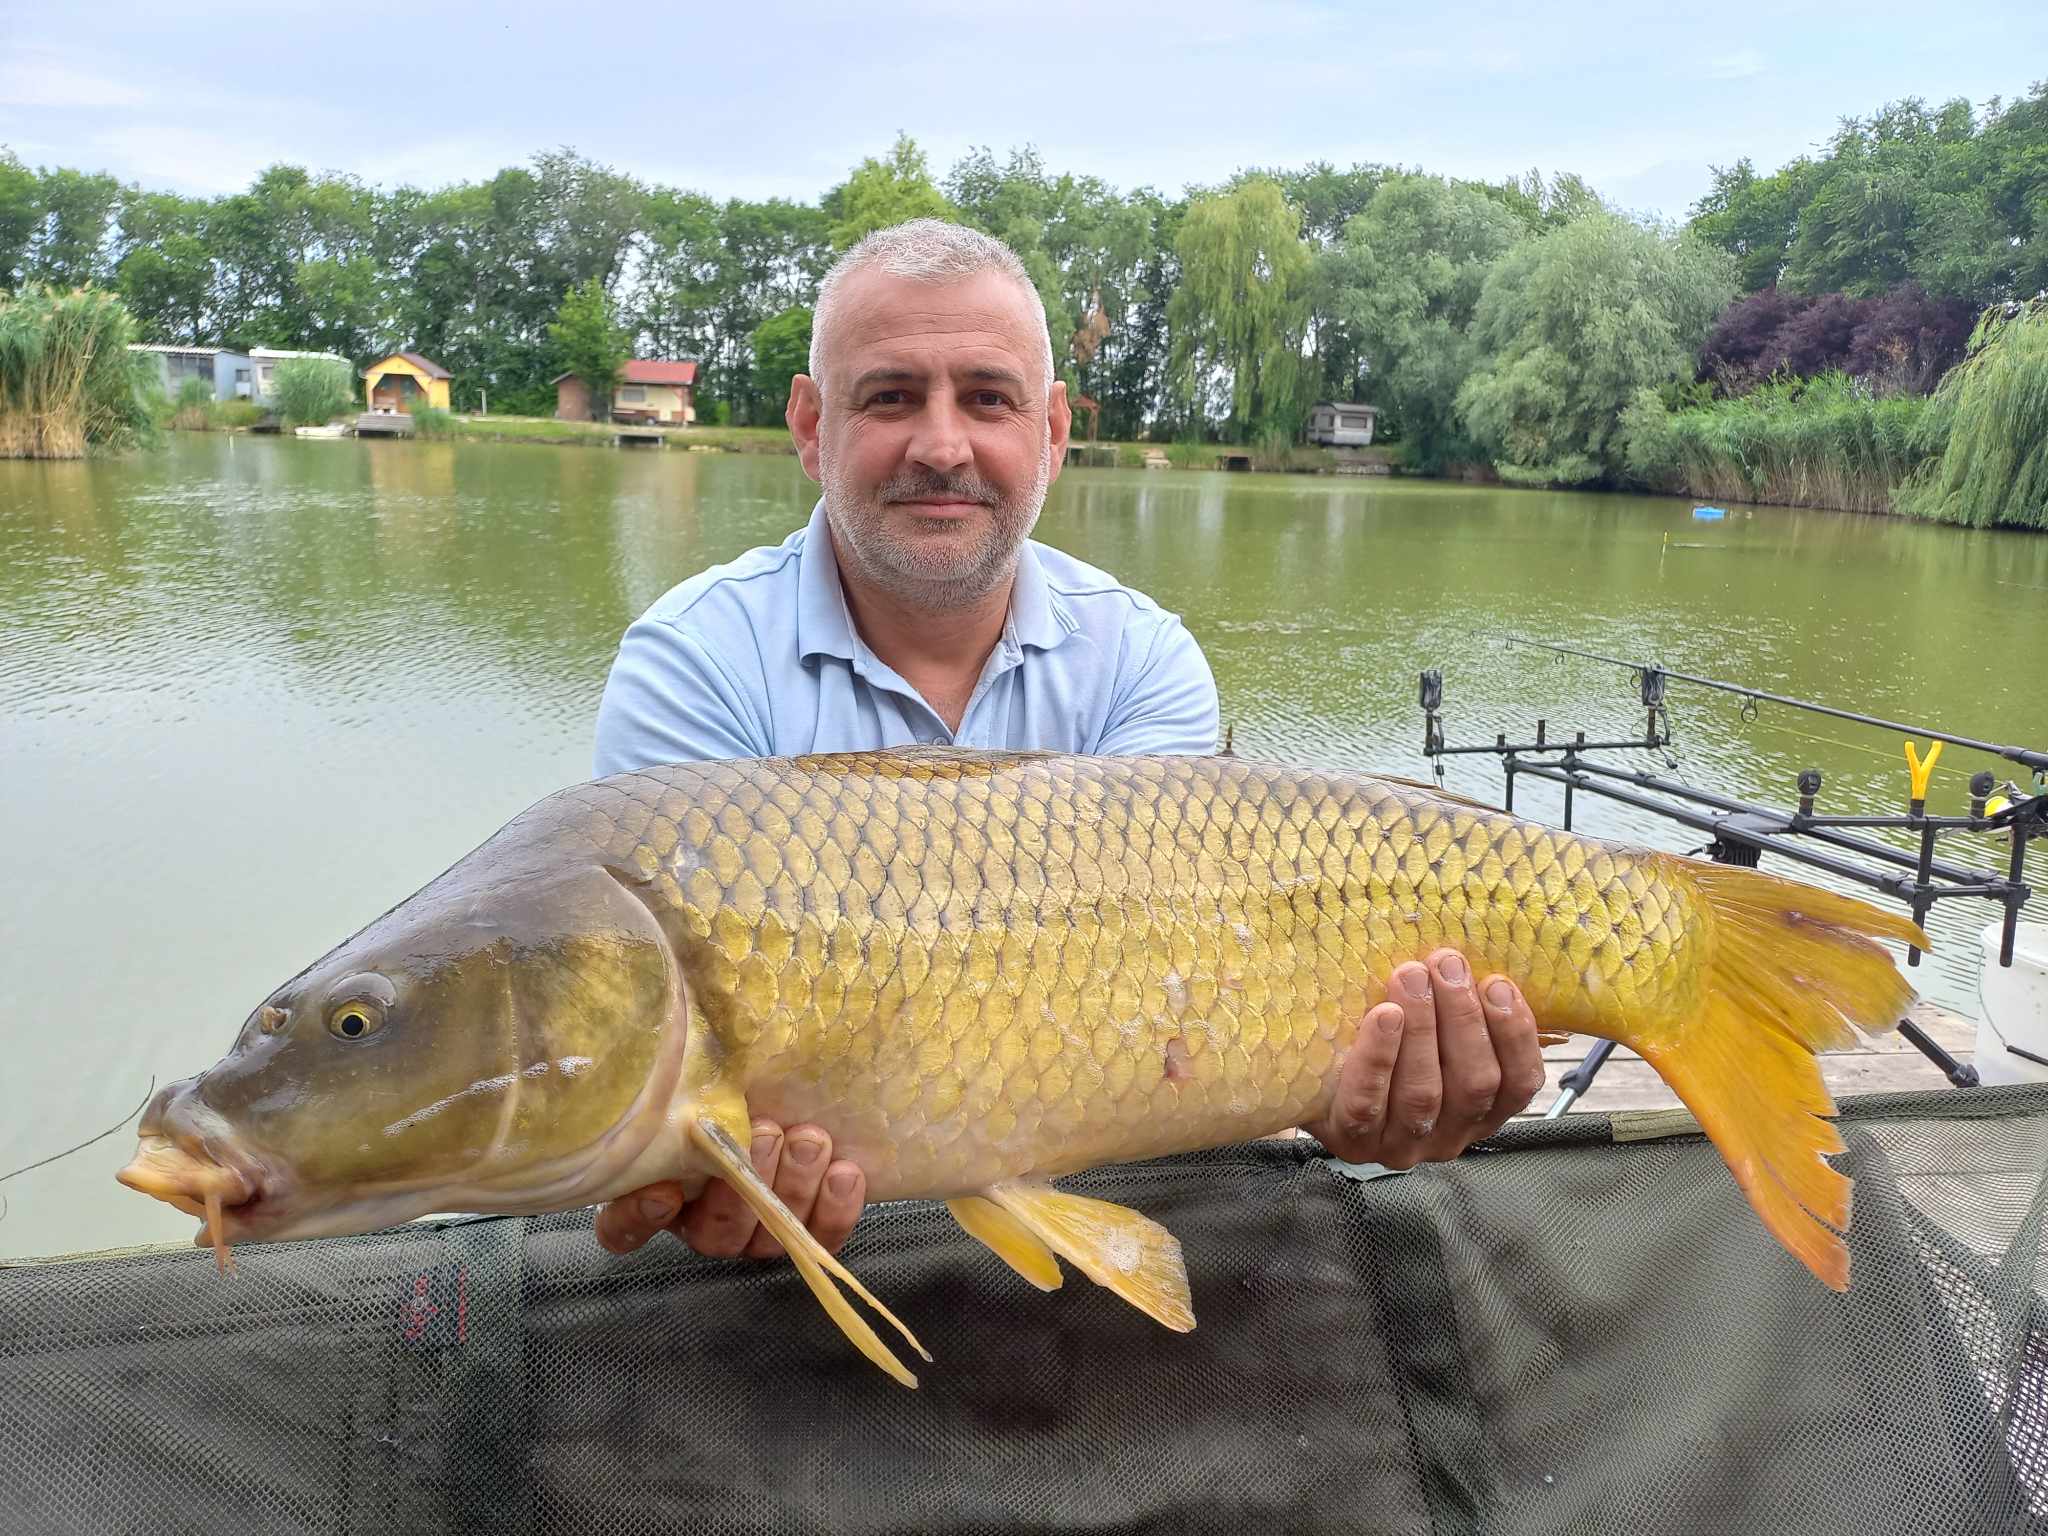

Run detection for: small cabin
[[555, 359, 699, 425], [128, 344, 253, 403], [1306, 401, 1378, 447], [362, 352, 453, 415]]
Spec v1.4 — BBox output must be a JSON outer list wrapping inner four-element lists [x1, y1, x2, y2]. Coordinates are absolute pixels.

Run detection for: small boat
[[1692, 505, 1727, 520], [294, 423, 348, 439]]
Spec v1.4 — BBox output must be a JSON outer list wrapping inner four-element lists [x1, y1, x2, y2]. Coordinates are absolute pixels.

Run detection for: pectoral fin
[[985, 1182, 1194, 1332], [946, 1196, 1064, 1291], [687, 1112, 931, 1388]]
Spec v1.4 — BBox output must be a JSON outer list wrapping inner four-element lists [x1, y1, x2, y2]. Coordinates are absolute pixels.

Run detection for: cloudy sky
[[2, 0, 2042, 220]]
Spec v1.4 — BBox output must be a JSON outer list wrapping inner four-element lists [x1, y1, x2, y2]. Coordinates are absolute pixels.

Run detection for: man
[[589, 219, 1546, 1262]]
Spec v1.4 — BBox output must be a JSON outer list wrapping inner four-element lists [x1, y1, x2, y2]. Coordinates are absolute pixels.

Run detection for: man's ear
[[1045, 379, 1072, 486], [787, 375, 823, 482]]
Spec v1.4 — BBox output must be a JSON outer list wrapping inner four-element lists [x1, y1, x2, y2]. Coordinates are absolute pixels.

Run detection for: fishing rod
[[1504, 636, 2048, 774], [1416, 648, 2048, 1103]]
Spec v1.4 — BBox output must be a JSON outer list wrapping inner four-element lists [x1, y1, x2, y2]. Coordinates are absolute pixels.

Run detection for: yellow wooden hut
[[362, 352, 452, 415]]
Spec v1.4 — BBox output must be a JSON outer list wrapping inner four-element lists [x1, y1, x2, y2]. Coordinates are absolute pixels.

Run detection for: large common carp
[[120, 749, 1926, 1387]]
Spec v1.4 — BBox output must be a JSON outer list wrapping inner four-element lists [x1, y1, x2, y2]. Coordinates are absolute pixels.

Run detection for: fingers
[[1475, 975, 1546, 1138], [596, 1120, 871, 1265], [1373, 961, 1445, 1170], [744, 1124, 832, 1259], [681, 1121, 783, 1258], [1308, 999, 1404, 1161], [1425, 950, 1502, 1154], [808, 1159, 867, 1257], [593, 1179, 688, 1255]]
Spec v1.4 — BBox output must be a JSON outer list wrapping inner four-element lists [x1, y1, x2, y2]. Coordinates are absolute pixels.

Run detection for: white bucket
[[1975, 921, 2048, 1087]]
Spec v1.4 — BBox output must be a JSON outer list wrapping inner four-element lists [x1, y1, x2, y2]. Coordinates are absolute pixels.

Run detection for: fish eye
[[325, 973, 396, 1041], [329, 1007, 378, 1040]]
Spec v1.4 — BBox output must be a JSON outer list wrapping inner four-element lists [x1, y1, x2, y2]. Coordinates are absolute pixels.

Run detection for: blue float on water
[[1692, 505, 1727, 520]]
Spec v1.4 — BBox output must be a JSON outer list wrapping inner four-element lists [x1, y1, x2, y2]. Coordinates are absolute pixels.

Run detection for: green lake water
[[3, 434, 2043, 1261]]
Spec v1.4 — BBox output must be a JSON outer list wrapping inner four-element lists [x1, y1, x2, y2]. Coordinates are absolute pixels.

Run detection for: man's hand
[[593, 1121, 866, 1259], [1304, 949, 1547, 1167]]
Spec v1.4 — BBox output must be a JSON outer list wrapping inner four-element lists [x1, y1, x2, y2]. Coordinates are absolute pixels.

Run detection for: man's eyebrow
[[845, 364, 1033, 395], [848, 367, 918, 394]]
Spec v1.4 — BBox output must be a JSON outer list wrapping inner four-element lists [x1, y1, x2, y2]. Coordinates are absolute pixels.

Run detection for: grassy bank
[[403, 412, 799, 451], [380, 412, 1405, 475]]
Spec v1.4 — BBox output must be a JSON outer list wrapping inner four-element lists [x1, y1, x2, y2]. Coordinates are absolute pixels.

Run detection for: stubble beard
[[820, 431, 1053, 612]]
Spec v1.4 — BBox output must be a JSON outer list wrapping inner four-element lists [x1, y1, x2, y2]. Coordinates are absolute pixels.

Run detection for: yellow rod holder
[[1904, 739, 1943, 805]]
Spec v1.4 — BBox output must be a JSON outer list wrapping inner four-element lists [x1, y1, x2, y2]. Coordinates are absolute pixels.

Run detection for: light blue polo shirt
[[592, 501, 1219, 776]]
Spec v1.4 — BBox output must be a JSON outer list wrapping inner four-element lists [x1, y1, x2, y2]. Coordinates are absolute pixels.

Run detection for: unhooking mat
[[3, 1083, 2045, 1536]]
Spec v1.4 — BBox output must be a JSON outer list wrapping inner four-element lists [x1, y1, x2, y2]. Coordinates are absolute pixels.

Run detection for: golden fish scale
[[563, 752, 1697, 1200]]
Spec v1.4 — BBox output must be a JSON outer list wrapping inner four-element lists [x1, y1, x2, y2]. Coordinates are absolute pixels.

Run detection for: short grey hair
[[808, 218, 1055, 398]]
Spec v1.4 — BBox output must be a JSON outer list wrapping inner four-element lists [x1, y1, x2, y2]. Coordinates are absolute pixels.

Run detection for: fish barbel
[[120, 749, 1928, 1386]]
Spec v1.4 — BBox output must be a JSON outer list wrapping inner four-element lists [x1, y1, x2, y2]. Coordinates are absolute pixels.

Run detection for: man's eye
[[971, 391, 1008, 408], [867, 390, 906, 407]]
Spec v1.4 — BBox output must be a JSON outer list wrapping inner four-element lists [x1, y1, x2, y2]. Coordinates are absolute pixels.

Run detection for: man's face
[[788, 268, 1070, 610]]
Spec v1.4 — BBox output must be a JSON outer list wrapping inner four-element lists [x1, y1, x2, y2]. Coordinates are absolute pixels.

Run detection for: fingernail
[[752, 1132, 780, 1166], [1486, 980, 1515, 1009], [827, 1169, 857, 1197], [636, 1195, 675, 1225], [1374, 1004, 1403, 1036], [1402, 967, 1432, 1000], [788, 1135, 823, 1167], [1437, 953, 1467, 984]]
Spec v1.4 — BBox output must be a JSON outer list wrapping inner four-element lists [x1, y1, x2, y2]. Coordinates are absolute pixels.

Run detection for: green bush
[[270, 356, 354, 427], [407, 403, 455, 438], [169, 376, 212, 430], [213, 399, 267, 430]]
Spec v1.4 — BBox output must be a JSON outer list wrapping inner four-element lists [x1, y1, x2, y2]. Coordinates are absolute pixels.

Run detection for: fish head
[[119, 847, 686, 1250]]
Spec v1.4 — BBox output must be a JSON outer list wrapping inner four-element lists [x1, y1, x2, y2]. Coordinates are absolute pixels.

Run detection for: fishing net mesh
[[3, 1082, 2044, 1536]]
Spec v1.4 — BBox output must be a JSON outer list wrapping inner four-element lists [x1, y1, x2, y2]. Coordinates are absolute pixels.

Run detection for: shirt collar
[[794, 499, 1076, 662]]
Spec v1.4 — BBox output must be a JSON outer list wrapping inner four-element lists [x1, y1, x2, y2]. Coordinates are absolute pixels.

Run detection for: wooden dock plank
[[1517, 1000, 1975, 1119]]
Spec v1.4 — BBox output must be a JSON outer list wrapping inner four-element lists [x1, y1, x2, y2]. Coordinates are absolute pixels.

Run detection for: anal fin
[[688, 1113, 931, 1387], [985, 1182, 1194, 1332], [947, 1196, 1064, 1291]]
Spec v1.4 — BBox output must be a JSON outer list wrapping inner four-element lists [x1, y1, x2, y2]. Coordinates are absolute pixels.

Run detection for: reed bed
[[0, 286, 153, 459], [1628, 373, 1931, 515]]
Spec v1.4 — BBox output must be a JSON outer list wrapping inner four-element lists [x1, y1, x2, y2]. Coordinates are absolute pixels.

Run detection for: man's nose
[[905, 397, 972, 474]]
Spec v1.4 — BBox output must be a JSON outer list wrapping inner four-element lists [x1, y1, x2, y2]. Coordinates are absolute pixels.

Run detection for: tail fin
[[1635, 858, 1931, 1291]]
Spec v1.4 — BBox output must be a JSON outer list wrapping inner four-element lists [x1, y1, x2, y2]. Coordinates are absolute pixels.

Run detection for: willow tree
[[1456, 212, 1736, 485], [1167, 177, 1312, 444], [1894, 297, 2048, 528]]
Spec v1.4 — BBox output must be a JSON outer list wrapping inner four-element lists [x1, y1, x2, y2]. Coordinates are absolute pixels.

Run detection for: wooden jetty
[[613, 423, 667, 448], [1519, 997, 1978, 1123], [354, 412, 414, 437]]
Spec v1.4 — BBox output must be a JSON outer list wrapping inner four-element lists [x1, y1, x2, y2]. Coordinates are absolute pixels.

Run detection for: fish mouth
[[117, 1133, 272, 1270]]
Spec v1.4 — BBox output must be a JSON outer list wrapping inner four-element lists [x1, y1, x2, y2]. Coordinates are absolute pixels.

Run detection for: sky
[[2, 0, 2044, 222]]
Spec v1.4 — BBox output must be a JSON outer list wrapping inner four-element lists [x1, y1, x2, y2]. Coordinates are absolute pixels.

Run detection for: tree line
[[2, 81, 2041, 486]]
